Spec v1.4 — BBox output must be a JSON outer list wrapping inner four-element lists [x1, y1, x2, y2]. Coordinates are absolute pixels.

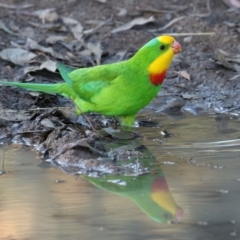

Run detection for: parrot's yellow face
[[142, 35, 182, 86], [148, 35, 182, 75]]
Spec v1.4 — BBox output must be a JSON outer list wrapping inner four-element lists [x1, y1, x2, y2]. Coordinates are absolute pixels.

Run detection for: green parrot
[[0, 35, 181, 126]]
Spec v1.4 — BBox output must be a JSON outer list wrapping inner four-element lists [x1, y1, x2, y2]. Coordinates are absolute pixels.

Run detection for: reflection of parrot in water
[[83, 173, 183, 223], [0, 36, 181, 127]]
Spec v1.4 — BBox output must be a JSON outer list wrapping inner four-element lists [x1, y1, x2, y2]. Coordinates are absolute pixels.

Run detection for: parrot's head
[[133, 35, 182, 86]]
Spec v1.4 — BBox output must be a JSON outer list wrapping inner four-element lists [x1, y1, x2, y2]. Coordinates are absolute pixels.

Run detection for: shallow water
[[1, 114, 240, 240]]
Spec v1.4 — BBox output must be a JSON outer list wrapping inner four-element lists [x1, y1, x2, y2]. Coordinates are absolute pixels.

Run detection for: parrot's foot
[[119, 115, 136, 128]]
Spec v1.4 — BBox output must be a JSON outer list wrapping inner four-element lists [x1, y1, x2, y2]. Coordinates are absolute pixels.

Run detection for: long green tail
[[0, 63, 76, 97], [0, 80, 62, 95], [0, 63, 84, 114]]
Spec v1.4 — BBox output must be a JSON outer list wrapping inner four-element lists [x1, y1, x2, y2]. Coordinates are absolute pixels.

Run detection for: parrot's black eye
[[160, 45, 166, 51]]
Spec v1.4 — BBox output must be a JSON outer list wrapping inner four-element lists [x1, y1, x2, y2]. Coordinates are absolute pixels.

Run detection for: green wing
[[68, 62, 123, 102], [57, 62, 76, 86]]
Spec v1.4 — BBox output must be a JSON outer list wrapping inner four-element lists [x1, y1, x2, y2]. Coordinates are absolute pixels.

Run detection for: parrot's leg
[[74, 102, 97, 131], [119, 115, 135, 127]]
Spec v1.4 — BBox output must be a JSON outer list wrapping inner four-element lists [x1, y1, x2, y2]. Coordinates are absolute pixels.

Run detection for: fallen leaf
[[34, 8, 59, 23], [215, 49, 239, 71], [40, 118, 56, 128], [62, 17, 79, 25], [175, 70, 191, 81], [0, 48, 36, 65], [101, 128, 138, 140], [217, 49, 240, 64], [71, 23, 83, 41], [95, 0, 107, 2], [181, 93, 198, 100], [56, 107, 77, 122], [39, 59, 57, 72], [0, 109, 32, 121], [46, 35, 67, 44], [223, 21, 237, 28], [83, 18, 112, 36], [117, 8, 127, 16], [0, 3, 33, 9], [0, 20, 18, 36], [230, 74, 240, 80], [222, 0, 240, 8], [23, 59, 57, 74], [29, 21, 62, 30], [51, 138, 106, 160], [103, 50, 127, 64], [62, 17, 83, 41], [86, 42, 102, 65], [26, 38, 54, 56], [111, 16, 155, 33]]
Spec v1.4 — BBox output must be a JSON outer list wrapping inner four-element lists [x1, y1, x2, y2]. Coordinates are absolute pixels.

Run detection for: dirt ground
[[0, 0, 239, 175]]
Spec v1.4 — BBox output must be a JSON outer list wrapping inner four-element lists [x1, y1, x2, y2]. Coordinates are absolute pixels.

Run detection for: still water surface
[[0, 114, 240, 240]]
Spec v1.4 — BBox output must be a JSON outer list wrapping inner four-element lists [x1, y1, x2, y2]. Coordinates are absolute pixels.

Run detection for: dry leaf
[[40, 118, 55, 128], [175, 70, 191, 81], [86, 42, 102, 65], [62, 17, 83, 41], [0, 20, 18, 36], [95, 0, 107, 2], [62, 17, 79, 25], [217, 49, 240, 64], [34, 8, 59, 23], [101, 128, 137, 140], [80, 42, 102, 65], [111, 16, 155, 33], [222, 0, 240, 8], [71, 24, 83, 41], [230, 74, 240, 80], [0, 3, 33, 9], [181, 93, 198, 100], [0, 109, 31, 121], [83, 18, 112, 36], [29, 21, 61, 30], [46, 35, 67, 44], [39, 59, 57, 72], [117, 8, 127, 16], [0, 48, 36, 65], [215, 49, 236, 70], [26, 38, 54, 56], [23, 59, 57, 74]]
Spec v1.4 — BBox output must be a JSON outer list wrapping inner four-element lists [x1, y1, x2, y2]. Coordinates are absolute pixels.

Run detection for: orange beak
[[172, 40, 182, 54]]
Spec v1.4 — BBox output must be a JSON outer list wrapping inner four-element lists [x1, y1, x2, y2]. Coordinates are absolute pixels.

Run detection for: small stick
[[0, 3, 33, 9], [157, 16, 186, 32], [160, 32, 216, 36]]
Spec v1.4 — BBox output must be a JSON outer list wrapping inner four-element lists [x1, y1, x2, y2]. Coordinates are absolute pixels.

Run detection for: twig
[[158, 32, 216, 36], [189, 13, 211, 17], [0, 3, 33, 9], [206, 0, 211, 12], [74, 104, 97, 131], [151, 16, 186, 32], [189, 0, 212, 18], [83, 17, 113, 36], [137, 8, 176, 14]]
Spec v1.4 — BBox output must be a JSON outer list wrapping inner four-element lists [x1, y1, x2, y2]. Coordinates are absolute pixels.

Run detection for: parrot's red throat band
[[151, 177, 169, 192], [149, 71, 166, 86]]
